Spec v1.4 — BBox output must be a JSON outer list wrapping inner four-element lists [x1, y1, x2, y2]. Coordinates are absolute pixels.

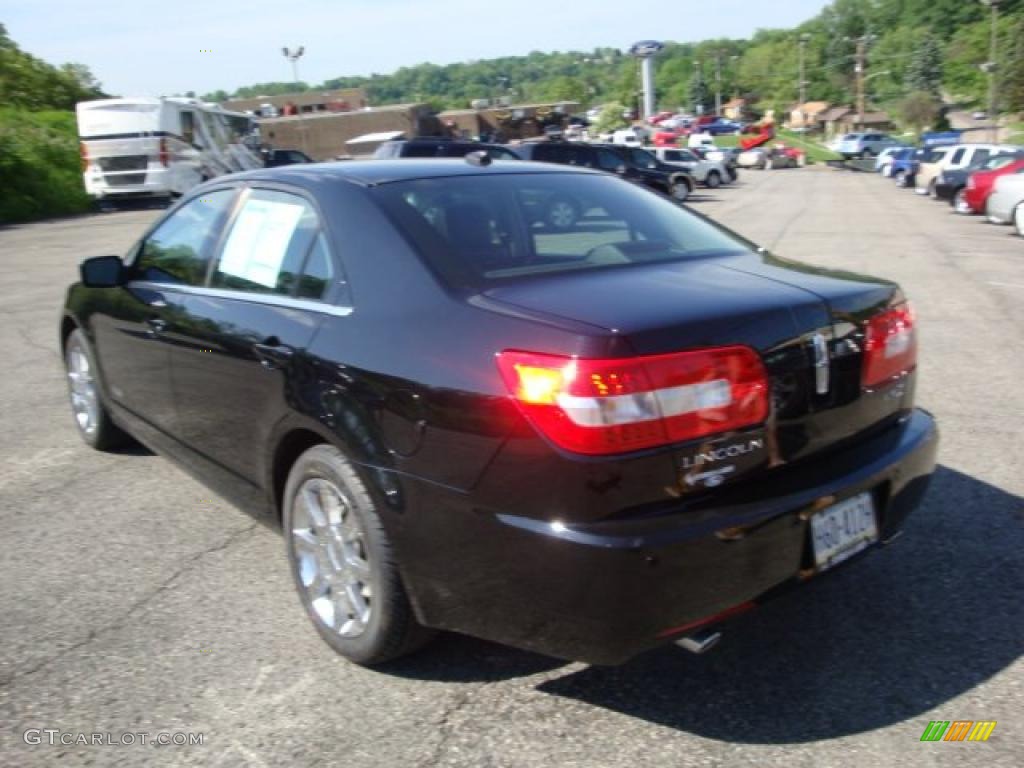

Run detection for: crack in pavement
[[0, 521, 260, 689]]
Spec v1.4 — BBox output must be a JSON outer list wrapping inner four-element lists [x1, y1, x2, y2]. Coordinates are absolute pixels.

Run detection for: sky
[[2, 0, 830, 97]]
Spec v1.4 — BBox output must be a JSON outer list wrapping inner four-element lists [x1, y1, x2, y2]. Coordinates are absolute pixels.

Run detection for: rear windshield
[[372, 173, 750, 289]]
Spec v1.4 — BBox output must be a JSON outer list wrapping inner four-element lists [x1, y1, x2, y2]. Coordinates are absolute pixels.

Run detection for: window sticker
[[218, 199, 305, 288]]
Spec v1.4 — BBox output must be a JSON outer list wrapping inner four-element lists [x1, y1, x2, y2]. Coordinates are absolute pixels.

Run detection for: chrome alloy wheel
[[66, 338, 99, 437], [291, 478, 373, 637]]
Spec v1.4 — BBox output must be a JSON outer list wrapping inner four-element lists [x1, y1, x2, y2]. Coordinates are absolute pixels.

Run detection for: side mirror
[[80, 255, 126, 288]]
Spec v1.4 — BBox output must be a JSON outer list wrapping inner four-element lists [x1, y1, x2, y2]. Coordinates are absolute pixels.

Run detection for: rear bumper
[[396, 409, 939, 664], [83, 167, 171, 199]]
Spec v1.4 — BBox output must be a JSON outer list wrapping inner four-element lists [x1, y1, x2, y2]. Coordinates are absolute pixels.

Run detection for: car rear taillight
[[79, 142, 89, 172], [862, 303, 917, 389], [159, 137, 170, 167], [496, 347, 769, 456]]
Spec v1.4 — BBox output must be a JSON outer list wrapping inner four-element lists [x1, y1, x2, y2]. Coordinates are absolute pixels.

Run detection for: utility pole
[[855, 36, 867, 131], [714, 51, 723, 116], [798, 34, 811, 108], [981, 0, 1001, 142]]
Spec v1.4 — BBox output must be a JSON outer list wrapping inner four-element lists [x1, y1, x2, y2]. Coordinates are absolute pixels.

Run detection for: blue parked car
[[889, 147, 936, 188], [705, 119, 742, 135]]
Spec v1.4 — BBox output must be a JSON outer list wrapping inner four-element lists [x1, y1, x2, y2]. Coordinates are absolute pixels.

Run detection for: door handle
[[253, 339, 294, 369], [145, 316, 167, 334]]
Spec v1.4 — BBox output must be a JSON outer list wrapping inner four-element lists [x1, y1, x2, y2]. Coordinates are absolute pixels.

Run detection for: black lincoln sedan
[[61, 157, 938, 666]]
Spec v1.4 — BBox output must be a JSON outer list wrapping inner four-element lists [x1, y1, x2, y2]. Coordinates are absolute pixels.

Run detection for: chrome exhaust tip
[[675, 629, 722, 654]]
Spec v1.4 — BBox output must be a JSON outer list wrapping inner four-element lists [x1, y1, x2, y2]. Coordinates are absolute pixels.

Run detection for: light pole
[[282, 46, 305, 90], [980, 0, 1001, 142], [281, 46, 308, 152]]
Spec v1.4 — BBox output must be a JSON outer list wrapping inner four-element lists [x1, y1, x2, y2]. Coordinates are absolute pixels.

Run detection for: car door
[[166, 186, 346, 484], [92, 188, 237, 434]]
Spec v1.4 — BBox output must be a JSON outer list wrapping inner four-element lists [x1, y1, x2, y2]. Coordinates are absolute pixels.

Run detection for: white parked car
[[687, 132, 716, 150], [648, 147, 732, 188], [916, 143, 1015, 197], [612, 128, 646, 147], [985, 172, 1024, 235]]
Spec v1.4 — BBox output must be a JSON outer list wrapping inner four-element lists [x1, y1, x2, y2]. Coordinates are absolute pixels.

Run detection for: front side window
[[211, 189, 329, 298], [949, 148, 967, 165], [135, 189, 236, 285], [373, 173, 749, 289]]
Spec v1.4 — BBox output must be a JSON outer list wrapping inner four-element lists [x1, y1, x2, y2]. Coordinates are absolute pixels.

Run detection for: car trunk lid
[[482, 254, 910, 485]]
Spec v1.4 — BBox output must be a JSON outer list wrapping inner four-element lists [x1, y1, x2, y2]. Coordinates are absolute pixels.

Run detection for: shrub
[[0, 108, 91, 224]]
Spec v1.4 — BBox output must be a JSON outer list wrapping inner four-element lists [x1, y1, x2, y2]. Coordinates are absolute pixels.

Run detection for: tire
[[670, 179, 691, 203], [64, 328, 129, 450], [953, 188, 973, 215], [1014, 204, 1024, 237], [283, 444, 433, 665], [704, 170, 721, 189], [894, 170, 908, 188], [546, 196, 579, 230], [928, 180, 937, 199]]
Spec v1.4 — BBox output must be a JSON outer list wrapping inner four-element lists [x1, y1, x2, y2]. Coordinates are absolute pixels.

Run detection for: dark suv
[[374, 138, 521, 160], [262, 148, 314, 167], [510, 141, 695, 203]]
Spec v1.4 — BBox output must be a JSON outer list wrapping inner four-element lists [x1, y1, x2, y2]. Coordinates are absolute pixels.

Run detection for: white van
[[612, 129, 644, 147], [76, 97, 263, 203]]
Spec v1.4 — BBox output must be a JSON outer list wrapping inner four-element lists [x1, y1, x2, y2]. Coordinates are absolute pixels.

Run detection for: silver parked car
[[648, 147, 733, 188], [831, 132, 902, 159]]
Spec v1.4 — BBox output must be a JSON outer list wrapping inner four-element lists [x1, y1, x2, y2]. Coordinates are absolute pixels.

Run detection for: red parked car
[[963, 158, 1024, 214], [653, 130, 683, 147]]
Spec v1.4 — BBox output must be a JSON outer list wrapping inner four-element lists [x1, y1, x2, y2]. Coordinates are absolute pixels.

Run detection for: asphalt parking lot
[[1, 167, 1021, 767]]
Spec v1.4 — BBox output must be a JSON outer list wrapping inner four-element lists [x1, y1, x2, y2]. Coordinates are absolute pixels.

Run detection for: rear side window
[[136, 189, 236, 285], [211, 189, 334, 300], [949, 148, 966, 165], [595, 148, 623, 171]]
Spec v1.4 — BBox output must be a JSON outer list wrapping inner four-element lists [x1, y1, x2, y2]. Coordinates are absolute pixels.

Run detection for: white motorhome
[[76, 97, 263, 203]]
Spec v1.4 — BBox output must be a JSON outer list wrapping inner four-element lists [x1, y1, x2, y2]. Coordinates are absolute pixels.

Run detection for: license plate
[[810, 492, 878, 572]]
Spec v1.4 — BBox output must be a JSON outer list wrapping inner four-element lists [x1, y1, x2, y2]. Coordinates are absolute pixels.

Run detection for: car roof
[[224, 159, 600, 188]]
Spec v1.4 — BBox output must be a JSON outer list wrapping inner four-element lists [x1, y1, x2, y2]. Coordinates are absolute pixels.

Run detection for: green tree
[[898, 90, 942, 132], [905, 32, 943, 98], [592, 102, 628, 134]]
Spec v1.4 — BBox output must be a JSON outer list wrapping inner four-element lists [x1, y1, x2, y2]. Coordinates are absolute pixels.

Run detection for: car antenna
[[465, 150, 492, 167]]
